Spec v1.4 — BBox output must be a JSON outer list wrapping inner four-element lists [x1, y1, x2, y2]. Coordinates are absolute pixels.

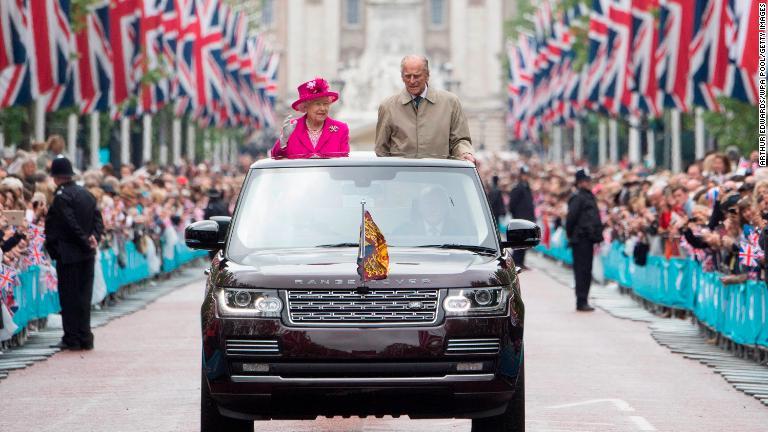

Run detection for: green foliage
[[702, 97, 759, 155], [0, 106, 29, 148], [70, 0, 99, 33], [504, 0, 536, 38]]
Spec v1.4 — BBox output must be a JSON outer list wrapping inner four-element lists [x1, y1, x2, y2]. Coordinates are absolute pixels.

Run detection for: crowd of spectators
[[0, 135, 247, 335], [478, 149, 767, 285]]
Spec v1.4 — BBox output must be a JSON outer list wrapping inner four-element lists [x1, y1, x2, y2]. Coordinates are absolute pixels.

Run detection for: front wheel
[[471, 363, 525, 432], [201, 372, 254, 432]]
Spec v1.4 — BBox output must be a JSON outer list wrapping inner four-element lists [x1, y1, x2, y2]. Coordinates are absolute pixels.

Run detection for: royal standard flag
[[357, 211, 389, 281]]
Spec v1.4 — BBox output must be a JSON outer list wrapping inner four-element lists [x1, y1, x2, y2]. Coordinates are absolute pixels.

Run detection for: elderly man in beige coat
[[375, 55, 475, 163]]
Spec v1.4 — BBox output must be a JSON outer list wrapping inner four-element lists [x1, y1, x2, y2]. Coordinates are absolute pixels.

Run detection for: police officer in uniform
[[203, 188, 229, 221], [565, 169, 603, 312], [45, 157, 104, 350]]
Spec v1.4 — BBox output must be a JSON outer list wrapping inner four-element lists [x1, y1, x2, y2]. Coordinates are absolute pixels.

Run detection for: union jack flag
[[0, 265, 17, 313], [739, 242, 763, 268], [192, 0, 225, 123], [27, 243, 45, 266], [688, 0, 727, 111], [0, 264, 19, 297], [718, 0, 758, 105], [0, 62, 32, 108], [174, 0, 197, 115], [656, 0, 695, 111], [43, 268, 57, 292], [585, 0, 610, 110], [599, 0, 633, 115], [109, 0, 140, 109], [26, 0, 73, 98], [258, 51, 279, 129], [28, 223, 45, 246], [75, 2, 113, 114], [136, 0, 172, 114], [0, 0, 28, 72], [629, 0, 661, 116]]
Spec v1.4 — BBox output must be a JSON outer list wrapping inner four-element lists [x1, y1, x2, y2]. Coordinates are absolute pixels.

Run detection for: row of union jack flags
[[506, 0, 760, 143], [0, 0, 279, 129]]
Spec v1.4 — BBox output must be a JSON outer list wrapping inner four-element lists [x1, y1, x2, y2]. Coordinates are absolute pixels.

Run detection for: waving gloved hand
[[279, 115, 297, 149]]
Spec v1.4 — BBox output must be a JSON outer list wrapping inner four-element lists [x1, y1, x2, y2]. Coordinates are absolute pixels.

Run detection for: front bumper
[[202, 314, 523, 420]]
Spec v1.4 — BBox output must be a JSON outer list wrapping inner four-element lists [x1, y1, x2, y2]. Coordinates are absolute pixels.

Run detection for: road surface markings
[[628, 415, 657, 431], [548, 398, 635, 412], [547, 399, 657, 431]]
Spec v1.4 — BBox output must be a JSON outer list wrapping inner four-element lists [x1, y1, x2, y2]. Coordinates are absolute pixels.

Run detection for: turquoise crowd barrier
[[9, 240, 207, 334], [534, 227, 573, 264], [538, 238, 768, 349]]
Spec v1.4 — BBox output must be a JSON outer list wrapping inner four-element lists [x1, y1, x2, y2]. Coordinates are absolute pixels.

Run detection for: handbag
[[633, 241, 649, 266]]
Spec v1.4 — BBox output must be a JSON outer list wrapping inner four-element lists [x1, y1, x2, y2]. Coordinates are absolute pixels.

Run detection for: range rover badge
[[407, 301, 424, 310]]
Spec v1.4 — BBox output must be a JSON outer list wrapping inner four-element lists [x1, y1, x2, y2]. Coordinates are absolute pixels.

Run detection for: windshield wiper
[[416, 244, 498, 254], [315, 243, 360, 248]]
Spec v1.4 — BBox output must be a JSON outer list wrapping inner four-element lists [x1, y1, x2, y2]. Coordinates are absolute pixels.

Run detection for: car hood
[[211, 248, 514, 289]]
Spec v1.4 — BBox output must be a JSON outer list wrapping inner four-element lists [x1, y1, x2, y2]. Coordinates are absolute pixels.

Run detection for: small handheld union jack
[[739, 242, 764, 268]]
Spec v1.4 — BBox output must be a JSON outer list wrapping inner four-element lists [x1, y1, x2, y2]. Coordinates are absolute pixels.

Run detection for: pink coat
[[271, 116, 350, 159]]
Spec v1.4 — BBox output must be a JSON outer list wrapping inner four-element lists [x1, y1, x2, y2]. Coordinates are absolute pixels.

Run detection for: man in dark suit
[[508, 166, 535, 268], [203, 188, 229, 258], [487, 175, 506, 223], [203, 188, 229, 221], [45, 157, 104, 350]]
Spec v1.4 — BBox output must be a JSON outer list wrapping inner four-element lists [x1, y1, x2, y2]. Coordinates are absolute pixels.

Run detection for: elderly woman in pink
[[271, 78, 350, 159]]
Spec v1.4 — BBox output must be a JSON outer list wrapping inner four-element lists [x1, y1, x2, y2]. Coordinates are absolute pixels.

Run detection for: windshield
[[227, 165, 497, 261]]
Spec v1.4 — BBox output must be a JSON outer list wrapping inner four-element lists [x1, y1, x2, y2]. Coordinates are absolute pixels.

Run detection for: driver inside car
[[394, 186, 469, 237]]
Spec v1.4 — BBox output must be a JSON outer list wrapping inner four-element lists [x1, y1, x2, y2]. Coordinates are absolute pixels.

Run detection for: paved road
[[1, 263, 767, 432]]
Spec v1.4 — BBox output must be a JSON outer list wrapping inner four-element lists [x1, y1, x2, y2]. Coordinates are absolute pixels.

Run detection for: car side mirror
[[185, 216, 231, 251], [500, 219, 541, 250]]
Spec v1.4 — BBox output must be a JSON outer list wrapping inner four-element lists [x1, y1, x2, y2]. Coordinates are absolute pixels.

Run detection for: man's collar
[[418, 84, 429, 100], [399, 85, 434, 104]]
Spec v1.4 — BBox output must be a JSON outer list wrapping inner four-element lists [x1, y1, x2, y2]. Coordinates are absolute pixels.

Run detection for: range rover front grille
[[445, 338, 501, 355], [285, 289, 440, 325], [226, 339, 280, 356]]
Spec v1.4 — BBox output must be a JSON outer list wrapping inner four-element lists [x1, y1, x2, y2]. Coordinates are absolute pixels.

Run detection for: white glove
[[279, 115, 296, 149]]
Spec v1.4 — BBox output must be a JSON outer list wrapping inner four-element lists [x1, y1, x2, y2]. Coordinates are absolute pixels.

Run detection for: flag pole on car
[[358, 200, 367, 287]]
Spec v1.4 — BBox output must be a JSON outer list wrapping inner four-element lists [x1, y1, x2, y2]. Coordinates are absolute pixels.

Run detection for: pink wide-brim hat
[[291, 77, 339, 111]]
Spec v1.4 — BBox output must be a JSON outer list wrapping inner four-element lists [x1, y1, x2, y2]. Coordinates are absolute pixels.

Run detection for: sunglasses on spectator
[[727, 208, 738, 214]]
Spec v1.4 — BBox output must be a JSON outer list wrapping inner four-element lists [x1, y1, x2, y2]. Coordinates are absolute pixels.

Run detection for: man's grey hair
[[400, 55, 430, 75]]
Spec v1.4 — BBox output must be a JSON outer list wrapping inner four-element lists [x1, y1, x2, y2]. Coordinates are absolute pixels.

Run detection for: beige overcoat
[[375, 87, 473, 158]]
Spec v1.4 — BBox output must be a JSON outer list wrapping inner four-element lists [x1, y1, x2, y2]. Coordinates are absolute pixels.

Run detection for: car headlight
[[216, 288, 283, 317], [443, 287, 509, 316]]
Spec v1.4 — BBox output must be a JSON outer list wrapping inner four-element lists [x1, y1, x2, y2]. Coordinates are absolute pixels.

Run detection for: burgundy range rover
[[186, 156, 540, 432]]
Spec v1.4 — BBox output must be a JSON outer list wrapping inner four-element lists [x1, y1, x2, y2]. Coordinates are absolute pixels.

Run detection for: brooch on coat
[[328, 125, 339, 133]]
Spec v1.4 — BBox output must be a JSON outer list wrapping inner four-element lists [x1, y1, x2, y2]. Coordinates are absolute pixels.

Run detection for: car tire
[[470, 362, 525, 432], [201, 372, 254, 432]]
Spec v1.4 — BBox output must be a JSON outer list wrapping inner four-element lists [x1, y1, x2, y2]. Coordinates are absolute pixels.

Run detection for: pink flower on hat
[[291, 77, 339, 111]]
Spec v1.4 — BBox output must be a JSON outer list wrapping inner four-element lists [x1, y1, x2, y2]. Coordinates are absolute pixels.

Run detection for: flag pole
[[358, 199, 366, 284]]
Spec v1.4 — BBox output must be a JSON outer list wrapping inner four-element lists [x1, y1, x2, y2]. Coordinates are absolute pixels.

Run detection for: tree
[[702, 97, 758, 156]]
